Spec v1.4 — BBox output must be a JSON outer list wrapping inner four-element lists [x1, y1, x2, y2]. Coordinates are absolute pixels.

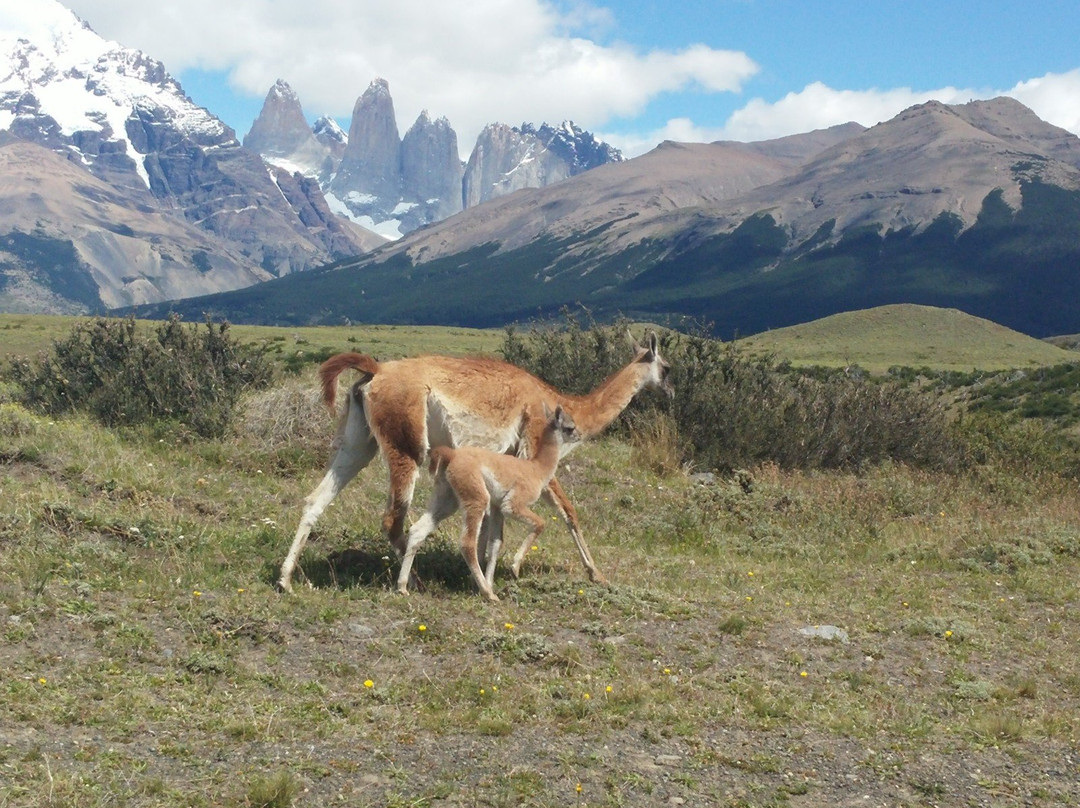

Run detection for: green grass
[[738, 303, 1075, 372], [2, 356, 1080, 805], [0, 313, 503, 367], [4, 304, 1073, 377]]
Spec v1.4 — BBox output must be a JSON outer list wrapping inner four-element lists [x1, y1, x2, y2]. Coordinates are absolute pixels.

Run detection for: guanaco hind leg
[[396, 475, 459, 594], [461, 504, 499, 602], [479, 509, 505, 587], [279, 397, 378, 592]]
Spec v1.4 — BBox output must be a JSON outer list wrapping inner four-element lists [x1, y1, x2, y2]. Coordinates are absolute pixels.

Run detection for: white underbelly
[[427, 395, 522, 453]]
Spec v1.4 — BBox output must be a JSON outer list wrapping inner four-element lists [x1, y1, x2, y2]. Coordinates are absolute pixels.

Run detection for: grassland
[[0, 314, 503, 365], [4, 304, 1073, 373], [1, 312, 1079, 807], [737, 304, 1076, 373]]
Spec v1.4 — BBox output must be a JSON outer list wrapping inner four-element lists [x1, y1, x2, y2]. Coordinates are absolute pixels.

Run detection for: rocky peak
[[534, 120, 623, 172], [311, 115, 347, 170], [243, 78, 321, 160], [312, 115, 347, 147], [401, 110, 464, 222], [954, 96, 1080, 170], [0, 1, 378, 313], [245, 77, 623, 238], [463, 120, 621, 207], [330, 77, 402, 207]]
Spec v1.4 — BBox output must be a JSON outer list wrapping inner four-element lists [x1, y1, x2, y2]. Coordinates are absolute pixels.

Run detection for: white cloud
[[717, 81, 978, 143], [628, 71, 1080, 155], [49, 1, 1080, 157], [64, 0, 758, 151], [1007, 69, 1080, 135], [600, 117, 729, 157]]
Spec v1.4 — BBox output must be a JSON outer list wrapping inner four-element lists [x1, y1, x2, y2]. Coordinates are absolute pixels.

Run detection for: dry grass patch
[[2, 392, 1080, 806]]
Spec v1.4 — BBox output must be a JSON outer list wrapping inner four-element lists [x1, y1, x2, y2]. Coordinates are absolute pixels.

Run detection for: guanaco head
[[630, 330, 674, 397], [542, 404, 583, 451]]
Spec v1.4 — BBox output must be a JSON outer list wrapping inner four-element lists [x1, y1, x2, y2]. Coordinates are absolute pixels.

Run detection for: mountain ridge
[[0, 0, 383, 313], [246, 78, 626, 239], [141, 97, 1080, 340], [5, 1, 1080, 339]]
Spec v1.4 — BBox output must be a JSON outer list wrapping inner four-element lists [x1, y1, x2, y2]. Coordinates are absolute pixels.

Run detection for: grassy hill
[[737, 304, 1077, 373]]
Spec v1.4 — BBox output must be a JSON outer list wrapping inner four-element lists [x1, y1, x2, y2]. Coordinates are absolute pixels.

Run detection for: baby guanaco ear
[[542, 402, 553, 421], [553, 405, 564, 423]]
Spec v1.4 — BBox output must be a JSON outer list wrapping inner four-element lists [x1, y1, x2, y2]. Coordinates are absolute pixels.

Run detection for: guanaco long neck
[[557, 361, 648, 437], [531, 426, 565, 480]]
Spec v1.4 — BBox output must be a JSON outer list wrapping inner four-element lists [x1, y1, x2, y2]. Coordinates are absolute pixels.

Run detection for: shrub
[[666, 331, 961, 472], [501, 313, 963, 473], [229, 375, 335, 471], [7, 315, 273, 438], [502, 308, 636, 397]]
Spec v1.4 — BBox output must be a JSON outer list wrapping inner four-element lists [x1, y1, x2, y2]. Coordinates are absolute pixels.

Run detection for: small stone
[[799, 624, 850, 643]]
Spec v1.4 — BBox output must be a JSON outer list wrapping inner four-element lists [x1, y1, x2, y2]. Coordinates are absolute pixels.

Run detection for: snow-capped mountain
[[0, 0, 229, 182], [0, 0, 380, 313], [245, 78, 623, 239], [462, 120, 622, 208]]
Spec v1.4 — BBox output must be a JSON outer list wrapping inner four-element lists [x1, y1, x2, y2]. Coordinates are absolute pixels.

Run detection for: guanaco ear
[[552, 405, 564, 423], [634, 330, 658, 362], [626, 329, 641, 352], [542, 402, 553, 421]]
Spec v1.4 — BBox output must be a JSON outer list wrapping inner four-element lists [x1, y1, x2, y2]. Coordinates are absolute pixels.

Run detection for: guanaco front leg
[[508, 507, 547, 579], [510, 477, 607, 584]]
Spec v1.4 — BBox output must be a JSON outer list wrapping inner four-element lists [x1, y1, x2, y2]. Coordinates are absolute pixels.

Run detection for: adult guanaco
[[278, 331, 672, 593]]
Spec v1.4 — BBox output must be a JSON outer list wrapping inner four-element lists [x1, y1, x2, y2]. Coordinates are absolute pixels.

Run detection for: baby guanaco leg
[[509, 505, 547, 579], [396, 475, 459, 594], [461, 502, 499, 602]]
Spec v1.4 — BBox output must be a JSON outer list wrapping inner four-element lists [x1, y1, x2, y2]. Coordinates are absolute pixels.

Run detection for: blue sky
[[65, 0, 1080, 157]]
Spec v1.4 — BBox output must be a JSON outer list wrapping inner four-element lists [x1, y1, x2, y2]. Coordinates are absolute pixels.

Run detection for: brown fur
[[277, 333, 671, 592], [397, 407, 581, 601]]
